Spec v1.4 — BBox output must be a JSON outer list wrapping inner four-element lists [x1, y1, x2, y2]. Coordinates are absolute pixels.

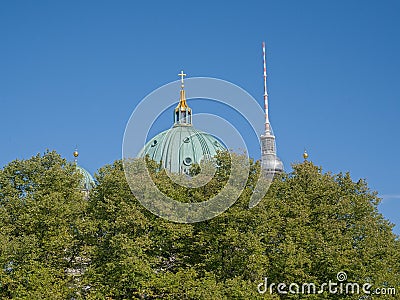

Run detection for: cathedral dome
[[73, 149, 95, 192], [139, 71, 226, 174], [139, 125, 226, 174], [76, 165, 96, 191]]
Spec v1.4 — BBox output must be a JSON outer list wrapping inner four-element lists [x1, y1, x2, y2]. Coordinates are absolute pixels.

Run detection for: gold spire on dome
[[177, 70, 189, 110], [73, 147, 79, 163], [303, 149, 309, 160], [174, 71, 192, 126]]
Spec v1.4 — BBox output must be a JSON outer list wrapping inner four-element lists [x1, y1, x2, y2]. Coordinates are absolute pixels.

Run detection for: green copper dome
[[139, 71, 226, 174], [76, 165, 95, 191], [139, 124, 226, 174], [72, 150, 95, 192]]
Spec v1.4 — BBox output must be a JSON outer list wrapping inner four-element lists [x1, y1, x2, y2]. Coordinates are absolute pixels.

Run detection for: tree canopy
[[0, 151, 89, 299], [0, 151, 398, 299]]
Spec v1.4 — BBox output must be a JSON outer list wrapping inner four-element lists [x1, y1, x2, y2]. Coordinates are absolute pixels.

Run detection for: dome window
[[183, 157, 192, 166], [151, 140, 158, 147], [183, 137, 190, 143]]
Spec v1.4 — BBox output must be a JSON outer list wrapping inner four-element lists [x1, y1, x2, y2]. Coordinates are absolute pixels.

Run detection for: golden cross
[[178, 70, 186, 84]]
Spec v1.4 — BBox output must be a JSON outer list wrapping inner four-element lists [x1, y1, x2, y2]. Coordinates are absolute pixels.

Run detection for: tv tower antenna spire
[[260, 41, 283, 175], [262, 41, 270, 133]]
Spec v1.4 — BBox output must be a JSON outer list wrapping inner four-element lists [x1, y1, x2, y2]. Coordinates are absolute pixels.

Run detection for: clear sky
[[1, 1, 399, 233]]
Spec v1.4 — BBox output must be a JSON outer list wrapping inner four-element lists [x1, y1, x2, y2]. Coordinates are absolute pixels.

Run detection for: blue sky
[[1, 1, 399, 233]]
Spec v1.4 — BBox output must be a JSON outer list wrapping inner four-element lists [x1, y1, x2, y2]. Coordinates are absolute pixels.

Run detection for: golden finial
[[303, 149, 309, 160], [176, 70, 189, 110], [73, 147, 79, 164]]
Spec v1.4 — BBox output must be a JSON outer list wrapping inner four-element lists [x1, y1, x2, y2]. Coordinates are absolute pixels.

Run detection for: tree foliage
[[0, 151, 398, 299], [0, 151, 89, 299]]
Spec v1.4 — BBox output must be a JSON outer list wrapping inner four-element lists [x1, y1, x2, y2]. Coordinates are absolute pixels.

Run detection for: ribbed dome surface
[[139, 125, 226, 174], [76, 165, 95, 191]]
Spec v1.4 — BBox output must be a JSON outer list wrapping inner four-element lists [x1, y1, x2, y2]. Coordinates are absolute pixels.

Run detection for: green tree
[[251, 161, 400, 299], [84, 152, 399, 299], [83, 153, 274, 299], [0, 151, 89, 299], [1, 150, 398, 299]]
